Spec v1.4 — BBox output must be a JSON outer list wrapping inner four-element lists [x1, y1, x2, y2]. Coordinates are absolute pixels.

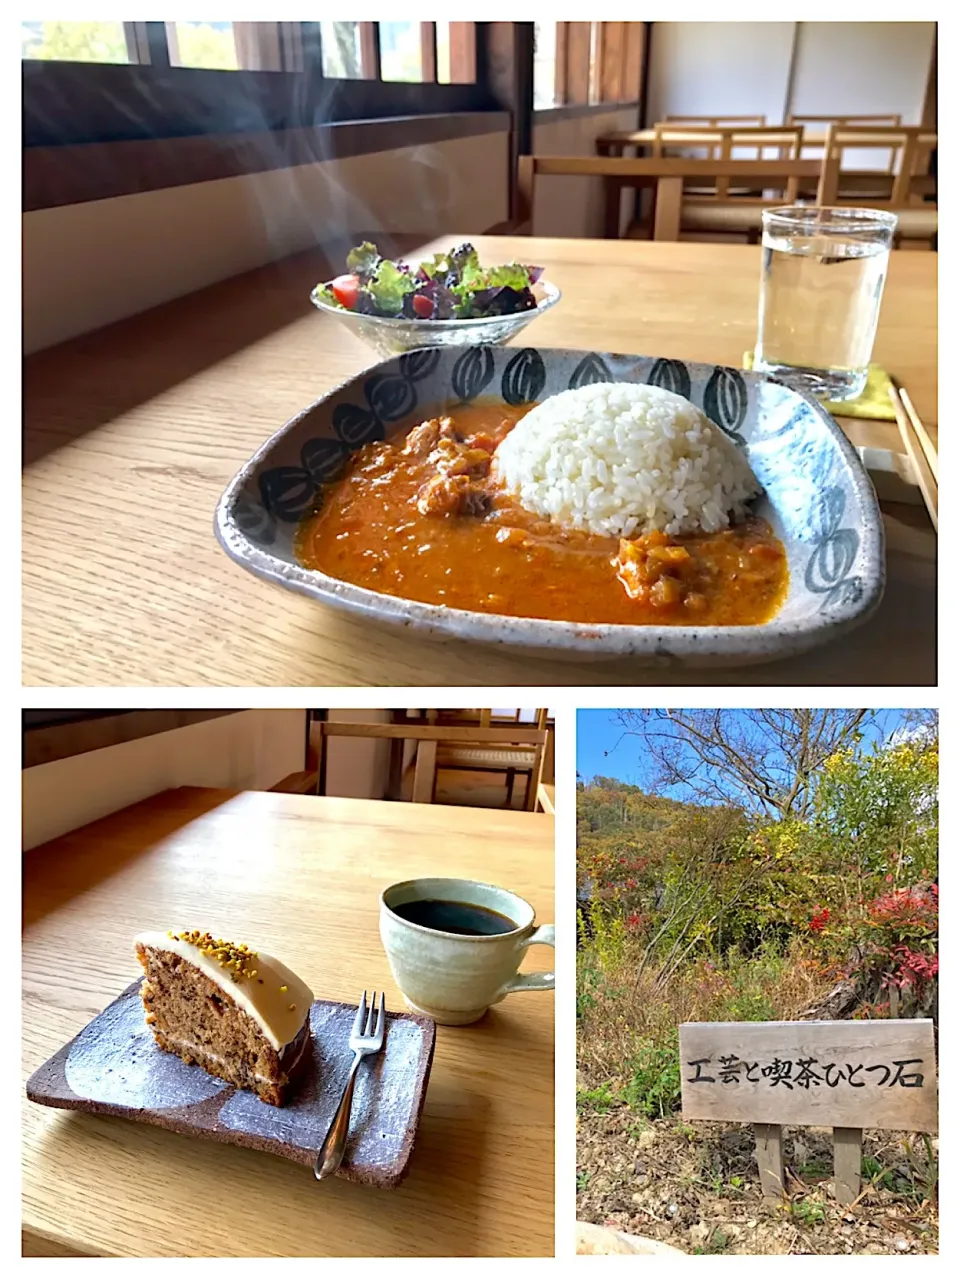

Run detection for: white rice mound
[[491, 382, 760, 538]]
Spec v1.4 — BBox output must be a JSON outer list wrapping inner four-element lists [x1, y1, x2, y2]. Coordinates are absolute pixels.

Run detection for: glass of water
[[754, 206, 898, 402]]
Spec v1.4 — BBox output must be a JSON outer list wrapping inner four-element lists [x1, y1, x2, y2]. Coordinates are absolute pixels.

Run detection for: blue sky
[[577, 708, 927, 795]]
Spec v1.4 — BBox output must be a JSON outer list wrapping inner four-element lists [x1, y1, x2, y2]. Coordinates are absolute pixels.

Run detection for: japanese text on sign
[[686, 1055, 924, 1089]]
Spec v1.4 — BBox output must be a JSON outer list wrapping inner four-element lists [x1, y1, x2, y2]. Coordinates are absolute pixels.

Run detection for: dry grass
[[578, 937, 829, 1088]]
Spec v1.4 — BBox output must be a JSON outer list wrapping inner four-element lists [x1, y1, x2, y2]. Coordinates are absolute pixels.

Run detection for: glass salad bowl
[[310, 280, 562, 359]]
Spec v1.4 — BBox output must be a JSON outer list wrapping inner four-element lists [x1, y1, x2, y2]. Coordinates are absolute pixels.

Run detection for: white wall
[[324, 709, 393, 800], [646, 21, 934, 137], [23, 130, 510, 354], [22, 710, 306, 851], [788, 22, 934, 124], [532, 106, 639, 238], [647, 22, 797, 127]]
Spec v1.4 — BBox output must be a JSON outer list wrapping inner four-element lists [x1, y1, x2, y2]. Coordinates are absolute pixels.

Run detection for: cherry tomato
[[412, 293, 435, 319], [330, 274, 360, 310]]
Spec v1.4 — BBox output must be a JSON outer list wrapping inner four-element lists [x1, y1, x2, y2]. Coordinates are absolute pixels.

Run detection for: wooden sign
[[679, 1020, 938, 1203], [680, 1020, 937, 1131]]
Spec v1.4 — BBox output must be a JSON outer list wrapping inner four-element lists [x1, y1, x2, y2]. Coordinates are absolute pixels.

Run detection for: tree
[[614, 708, 874, 820], [174, 22, 238, 71], [324, 22, 361, 78], [23, 20, 128, 64]]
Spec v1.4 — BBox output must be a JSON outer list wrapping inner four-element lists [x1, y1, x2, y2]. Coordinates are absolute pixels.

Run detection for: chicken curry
[[295, 403, 788, 626]]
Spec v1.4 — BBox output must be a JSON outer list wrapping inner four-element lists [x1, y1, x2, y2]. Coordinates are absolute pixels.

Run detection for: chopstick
[[890, 386, 938, 531], [899, 387, 938, 485]]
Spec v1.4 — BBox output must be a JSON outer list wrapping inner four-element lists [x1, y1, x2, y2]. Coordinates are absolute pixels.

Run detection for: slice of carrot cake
[[134, 929, 313, 1106]]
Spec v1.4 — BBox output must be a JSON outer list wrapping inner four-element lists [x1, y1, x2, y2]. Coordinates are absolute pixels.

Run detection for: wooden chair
[[316, 720, 549, 810], [790, 114, 904, 171], [788, 112, 902, 127], [651, 127, 804, 201], [651, 157, 822, 240], [595, 118, 769, 159], [817, 125, 938, 246], [435, 709, 548, 809], [665, 114, 767, 126], [515, 155, 822, 241], [653, 125, 803, 165], [269, 770, 320, 795]]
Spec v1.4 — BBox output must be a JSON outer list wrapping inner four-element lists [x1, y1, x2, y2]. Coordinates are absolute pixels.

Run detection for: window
[[379, 21, 423, 83], [533, 21, 646, 110], [316, 21, 475, 85], [320, 21, 364, 79], [21, 19, 133, 64], [24, 18, 493, 207], [167, 21, 239, 70], [533, 23, 557, 109], [436, 22, 476, 84]]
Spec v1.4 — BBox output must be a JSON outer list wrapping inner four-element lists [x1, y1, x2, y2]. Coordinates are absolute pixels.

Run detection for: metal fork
[[314, 990, 386, 1180]]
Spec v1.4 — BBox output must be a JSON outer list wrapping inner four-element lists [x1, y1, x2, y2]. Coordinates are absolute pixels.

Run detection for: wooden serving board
[[26, 982, 436, 1189]]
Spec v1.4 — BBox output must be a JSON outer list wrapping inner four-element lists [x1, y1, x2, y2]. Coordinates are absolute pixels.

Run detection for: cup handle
[[499, 924, 555, 997]]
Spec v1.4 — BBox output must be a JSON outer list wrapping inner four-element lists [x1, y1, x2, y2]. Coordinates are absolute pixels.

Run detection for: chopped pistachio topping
[[170, 929, 259, 981]]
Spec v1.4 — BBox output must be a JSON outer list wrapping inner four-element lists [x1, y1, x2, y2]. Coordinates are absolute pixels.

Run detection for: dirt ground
[[577, 1105, 938, 1255]]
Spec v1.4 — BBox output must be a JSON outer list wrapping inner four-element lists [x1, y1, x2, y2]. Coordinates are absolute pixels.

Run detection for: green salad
[[314, 241, 544, 321]]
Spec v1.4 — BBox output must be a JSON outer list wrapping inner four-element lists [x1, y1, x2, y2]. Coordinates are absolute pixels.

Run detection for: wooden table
[[22, 235, 936, 686], [22, 788, 555, 1257], [536, 784, 556, 817]]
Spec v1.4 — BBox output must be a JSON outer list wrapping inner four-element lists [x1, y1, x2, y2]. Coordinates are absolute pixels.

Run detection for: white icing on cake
[[135, 930, 314, 1051]]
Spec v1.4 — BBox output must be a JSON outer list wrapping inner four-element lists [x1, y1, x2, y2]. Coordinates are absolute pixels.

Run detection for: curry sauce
[[295, 402, 788, 626]]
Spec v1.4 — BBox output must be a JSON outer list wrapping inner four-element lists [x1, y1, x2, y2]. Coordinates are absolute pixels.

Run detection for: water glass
[[754, 206, 898, 402]]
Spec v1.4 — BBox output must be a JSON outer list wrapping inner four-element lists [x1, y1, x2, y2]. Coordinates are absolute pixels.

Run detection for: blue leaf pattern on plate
[[364, 374, 416, 424], [804, 485, 862, 611], [502, 349, 546, 405], [568, 353, 613, 389], [332, 403, 380, 448], [451, 347, 495, 402], [259, 466, 316, 522], [703, 367, 748, 444], [301, 437, 349, 484], [231, 495, 277, 548], [399, 349, 441, 383], [647, 358, 691, 400]]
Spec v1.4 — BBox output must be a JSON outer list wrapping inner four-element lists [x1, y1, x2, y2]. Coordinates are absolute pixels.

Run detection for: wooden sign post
[[679, 1020, 938, 1204]]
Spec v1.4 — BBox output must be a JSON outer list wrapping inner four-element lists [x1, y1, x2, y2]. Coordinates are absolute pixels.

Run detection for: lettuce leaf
[[345, 241, 382, 280], [363, 259, 415, 315], [416, 252, 454, 281], [449, 242, 480, 276], [478, 262, 535, 291]]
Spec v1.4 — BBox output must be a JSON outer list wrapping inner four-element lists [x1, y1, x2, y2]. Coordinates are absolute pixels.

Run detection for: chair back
[[664, 113, 767, 126], [317, 719, 548, 808], [788, 112, 902, 127], [792, 115, 908, 171], [652, 126, 804, 195], [817, 125, 938, 206]]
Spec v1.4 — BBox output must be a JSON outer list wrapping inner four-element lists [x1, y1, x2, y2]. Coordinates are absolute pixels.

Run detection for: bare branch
[[615, 708, 876, 819]]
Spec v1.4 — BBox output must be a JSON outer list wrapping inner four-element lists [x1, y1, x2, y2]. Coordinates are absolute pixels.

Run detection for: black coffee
[[391, 898, 517, 936]]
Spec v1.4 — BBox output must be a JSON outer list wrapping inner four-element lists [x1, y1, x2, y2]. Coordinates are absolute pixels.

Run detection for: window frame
[[22, 710, 242, 768], [22, 20, 489, 149], [531, 20, 647, 123]]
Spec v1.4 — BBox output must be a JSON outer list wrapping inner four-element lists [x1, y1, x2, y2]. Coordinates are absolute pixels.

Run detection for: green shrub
[[790, 1199, 826, 1226], [623, 1040, 682, 1118], [577, 1082, 616, 1113]]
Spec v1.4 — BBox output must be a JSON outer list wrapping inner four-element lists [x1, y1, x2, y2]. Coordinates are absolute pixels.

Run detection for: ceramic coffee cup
[[380, 877, 555, 1025]]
